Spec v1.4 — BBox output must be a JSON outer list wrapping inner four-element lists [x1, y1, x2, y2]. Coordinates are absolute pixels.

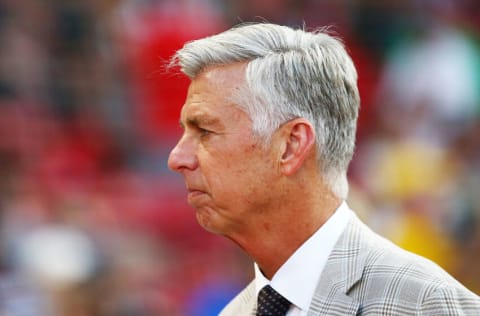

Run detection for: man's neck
[[231, 191, 342, 279]]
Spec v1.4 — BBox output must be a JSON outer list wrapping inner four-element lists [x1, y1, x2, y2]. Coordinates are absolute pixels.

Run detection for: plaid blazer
[[220, 213, 480, 315]]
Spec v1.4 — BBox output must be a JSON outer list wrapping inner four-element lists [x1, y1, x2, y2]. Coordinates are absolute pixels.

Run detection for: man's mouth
[[186, 188, 207, 202]]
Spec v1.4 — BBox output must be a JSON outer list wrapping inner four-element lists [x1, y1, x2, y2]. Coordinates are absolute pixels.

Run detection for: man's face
[[168, 64, 279, 236]]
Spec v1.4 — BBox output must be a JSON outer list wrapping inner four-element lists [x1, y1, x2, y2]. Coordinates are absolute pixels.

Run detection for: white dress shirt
[[254, 202, 353, 316]]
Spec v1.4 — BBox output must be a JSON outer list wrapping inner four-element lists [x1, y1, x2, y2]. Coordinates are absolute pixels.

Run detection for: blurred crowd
[[0, 0, 479, 315]]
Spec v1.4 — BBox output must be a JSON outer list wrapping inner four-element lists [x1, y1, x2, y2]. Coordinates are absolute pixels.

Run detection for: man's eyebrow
[[183, 115, 223, 129]]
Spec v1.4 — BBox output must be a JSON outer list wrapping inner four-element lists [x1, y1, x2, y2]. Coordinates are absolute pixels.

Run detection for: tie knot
[[256, 285, 291, 316]]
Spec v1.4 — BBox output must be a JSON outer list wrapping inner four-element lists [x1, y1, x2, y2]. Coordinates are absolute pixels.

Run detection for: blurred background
[[0, 0, 479, 315]]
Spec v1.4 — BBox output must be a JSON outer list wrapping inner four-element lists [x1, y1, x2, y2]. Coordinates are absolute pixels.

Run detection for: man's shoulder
[[311, 214, 480, 314], [351, 249, 480, 314], [337, 215, 480, 311], [342, 214, 461, 285], [358, 239, 467, 296], [346, 215, 457, 283]]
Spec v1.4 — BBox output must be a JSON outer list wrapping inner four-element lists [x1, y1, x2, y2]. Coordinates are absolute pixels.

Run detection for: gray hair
[[170, 23, 360, 199]]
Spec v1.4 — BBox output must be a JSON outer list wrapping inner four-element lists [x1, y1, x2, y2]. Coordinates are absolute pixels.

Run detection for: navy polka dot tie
[[256, 285, 292, 316]]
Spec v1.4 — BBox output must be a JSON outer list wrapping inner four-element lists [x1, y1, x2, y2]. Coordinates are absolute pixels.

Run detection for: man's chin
[[195, 207, 224, 235]]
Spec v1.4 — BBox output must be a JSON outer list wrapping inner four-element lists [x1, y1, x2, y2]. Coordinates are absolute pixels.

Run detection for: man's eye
[[199, 128, 211, 137]]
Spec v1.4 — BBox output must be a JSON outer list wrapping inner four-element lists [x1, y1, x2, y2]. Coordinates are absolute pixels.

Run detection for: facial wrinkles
[[175, 64, 286, 237], [179, 74, 246, 192], [183, 74, 253, 141]]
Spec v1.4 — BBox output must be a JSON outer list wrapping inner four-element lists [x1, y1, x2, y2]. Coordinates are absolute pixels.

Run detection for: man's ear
[[279, 118, 316, 176]]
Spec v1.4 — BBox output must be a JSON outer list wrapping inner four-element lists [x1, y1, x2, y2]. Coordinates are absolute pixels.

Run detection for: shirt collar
[[254, 201, 353, 311]]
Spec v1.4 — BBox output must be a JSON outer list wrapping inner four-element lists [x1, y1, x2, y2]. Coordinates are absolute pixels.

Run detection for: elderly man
[[167, 23, 480, 315]]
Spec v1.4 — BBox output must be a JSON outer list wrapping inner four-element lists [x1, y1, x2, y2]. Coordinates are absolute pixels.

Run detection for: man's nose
[[168, 136, 198, 173]]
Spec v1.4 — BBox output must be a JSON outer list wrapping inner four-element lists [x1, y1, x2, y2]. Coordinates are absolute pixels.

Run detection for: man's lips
[[187, 188, 207, 200], [188, 188, 204, 194]]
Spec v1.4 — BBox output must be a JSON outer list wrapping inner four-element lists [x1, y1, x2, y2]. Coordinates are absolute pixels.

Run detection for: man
[[167, 23, 480, 315]]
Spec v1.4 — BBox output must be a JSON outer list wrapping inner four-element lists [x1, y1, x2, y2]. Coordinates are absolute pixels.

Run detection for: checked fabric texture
[[256, 285, 292, 316]]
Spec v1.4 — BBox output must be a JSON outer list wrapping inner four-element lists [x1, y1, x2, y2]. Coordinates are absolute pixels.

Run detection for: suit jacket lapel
[[238, 282, 257, 315], [219, 280, 256, 315], [308, 214, 369, 315]]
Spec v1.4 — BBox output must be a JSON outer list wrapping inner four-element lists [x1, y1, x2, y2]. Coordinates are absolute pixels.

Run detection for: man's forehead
[[179, 97, 252, 133]]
